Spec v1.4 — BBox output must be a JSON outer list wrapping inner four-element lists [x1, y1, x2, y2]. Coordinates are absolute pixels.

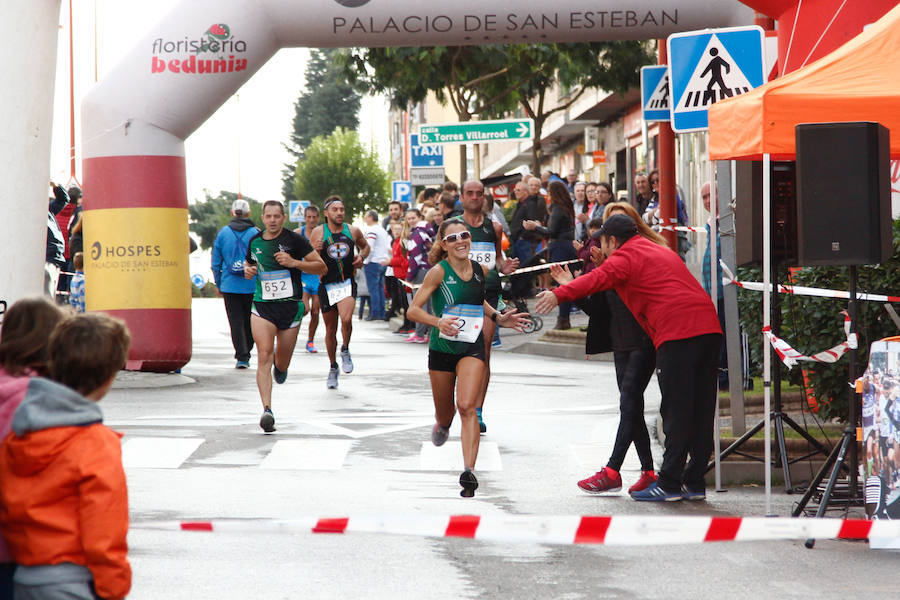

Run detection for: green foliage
[[283, 49, 361, 201], [292, 128, 390, 219], [341, 42, 654, 175], [188, 190, 261, 250], [191, 282, 219, 298], [737, 219, 900, 422]]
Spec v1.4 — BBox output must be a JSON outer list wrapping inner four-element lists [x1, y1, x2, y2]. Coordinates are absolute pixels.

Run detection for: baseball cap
[[598, 213, 638, 240], [232, 199, 250, 215]]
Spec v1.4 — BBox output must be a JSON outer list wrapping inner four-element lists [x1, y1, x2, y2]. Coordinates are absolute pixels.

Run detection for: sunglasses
[[442, 230, 472, 243]]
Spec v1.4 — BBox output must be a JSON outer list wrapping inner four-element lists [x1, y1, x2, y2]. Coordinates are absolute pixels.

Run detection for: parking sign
[[392, 181, 413, 206]]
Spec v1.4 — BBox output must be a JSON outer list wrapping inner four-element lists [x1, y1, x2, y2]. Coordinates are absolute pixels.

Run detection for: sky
[[50, 0, 390, 204]]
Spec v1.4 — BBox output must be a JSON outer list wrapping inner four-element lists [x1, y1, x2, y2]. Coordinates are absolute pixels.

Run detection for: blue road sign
[[668, 26, 765, 133], [191, 273, 206, 288], [410, 134, 443, 168], [641, 66, 670, 122], [392, 181, 413, 206], [289, 200, 310, 223]]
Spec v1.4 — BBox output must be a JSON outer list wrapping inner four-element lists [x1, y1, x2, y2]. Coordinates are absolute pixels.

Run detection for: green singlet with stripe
[[429, 259, 486, 354], [463, 215, 501, 294], [246, 229, 313, 310]]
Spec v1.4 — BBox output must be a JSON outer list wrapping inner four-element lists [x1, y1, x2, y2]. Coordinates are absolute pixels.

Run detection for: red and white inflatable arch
[[9, 1, 755, 371]]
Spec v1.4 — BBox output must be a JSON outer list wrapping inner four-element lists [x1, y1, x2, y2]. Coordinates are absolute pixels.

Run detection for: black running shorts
[[428, 345, 486, 373], [251, 300, 305, 330]]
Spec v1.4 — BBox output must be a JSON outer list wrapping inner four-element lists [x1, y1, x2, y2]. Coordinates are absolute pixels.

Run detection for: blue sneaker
[[476, 408, 486, 434], [630, 481, 682, 502], [273, 365, 287, 384], [236, 360, 250, 369], [491, 337, 502, 348], [681, 485, 707, 501]]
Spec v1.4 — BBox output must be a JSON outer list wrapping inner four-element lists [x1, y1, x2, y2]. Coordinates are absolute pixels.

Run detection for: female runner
[[407, 219, 529, 497]]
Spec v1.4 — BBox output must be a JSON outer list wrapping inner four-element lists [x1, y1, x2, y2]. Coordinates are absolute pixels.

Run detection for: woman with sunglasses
[[407, 219, 529, 497]]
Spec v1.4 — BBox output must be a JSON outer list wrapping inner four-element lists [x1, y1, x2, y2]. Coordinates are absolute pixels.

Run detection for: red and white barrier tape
[[133, 514, 896, 546], [763, 312, 856, 369], [399, 259, 583, 290], [721, 262, 900, 303], [656, 225, 707, 234]]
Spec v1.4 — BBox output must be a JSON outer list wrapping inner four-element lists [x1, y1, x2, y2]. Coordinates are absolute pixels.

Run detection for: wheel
[[521, 317, 537, 334], [530, 316, 543, 333]]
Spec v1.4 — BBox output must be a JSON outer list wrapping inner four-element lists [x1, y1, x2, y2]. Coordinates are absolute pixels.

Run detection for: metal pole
[[762, 153, 772, 515], [69, 0, 77, 178], [709, 152, 721, 492], [848, 265, 859, 498], [657, 40, 677, 249]]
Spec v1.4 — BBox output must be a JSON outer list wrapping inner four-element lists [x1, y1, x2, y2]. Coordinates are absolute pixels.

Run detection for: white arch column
[[1, 1, 62, 305]]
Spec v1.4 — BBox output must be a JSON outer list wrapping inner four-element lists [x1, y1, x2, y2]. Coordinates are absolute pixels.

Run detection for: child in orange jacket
[[0, 313, 131, 600]]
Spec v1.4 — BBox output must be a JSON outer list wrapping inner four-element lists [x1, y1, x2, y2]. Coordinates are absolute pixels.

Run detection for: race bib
[[469, 242, 496, 270], [439, 304, 484, 344], [325, 278, 352, 305], [260, 270, 292, 300]]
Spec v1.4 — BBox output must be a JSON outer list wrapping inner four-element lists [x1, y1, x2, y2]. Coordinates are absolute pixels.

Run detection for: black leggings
[[607, 346, 656, 472]]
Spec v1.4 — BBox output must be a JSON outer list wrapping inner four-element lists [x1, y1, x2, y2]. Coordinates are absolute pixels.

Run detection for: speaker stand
[[707, 264, 831, 492], [793, 266, 864, 547]]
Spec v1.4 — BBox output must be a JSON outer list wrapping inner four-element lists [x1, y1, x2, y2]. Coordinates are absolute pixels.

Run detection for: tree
[[282, 49, 361, 201], [479, 43, 653, 174], [188, 190, 261, 250], [342, 43, 653, 179], [341, 46, 514, 183], [293, 127, 390, 218]]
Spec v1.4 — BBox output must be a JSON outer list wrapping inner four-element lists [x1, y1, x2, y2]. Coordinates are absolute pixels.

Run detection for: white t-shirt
[[365, 223, 392, 265]]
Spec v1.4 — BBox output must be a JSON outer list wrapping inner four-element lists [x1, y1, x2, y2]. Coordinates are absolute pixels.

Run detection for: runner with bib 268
[[244, 201, 326, 433], [407, 218, 529, 498], [308, 196, 369, 390]]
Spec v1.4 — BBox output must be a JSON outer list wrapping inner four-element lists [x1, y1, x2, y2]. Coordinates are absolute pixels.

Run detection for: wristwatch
[[490, 311, 499, 322]]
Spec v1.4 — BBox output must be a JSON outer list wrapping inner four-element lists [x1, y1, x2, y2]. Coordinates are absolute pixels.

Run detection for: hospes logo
[[334, 0, 371, 6], [91, 241, 101, 261], [90, 241, 162, 260]]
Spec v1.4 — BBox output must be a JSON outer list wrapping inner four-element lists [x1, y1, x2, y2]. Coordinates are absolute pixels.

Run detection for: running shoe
[[476, 408, 487, 434], [681, 485, 707, 501], [326, 366, 339, 389], [577, 467, 623, 494], [259, 408, 275, 433], [491, 337, 502, 348], [340, 348, 353, 373], [273, 364, 287, 384], [235, 360, 250, 369], [431, 423, 450, 447], [405, 334, 427, 344], [459, 470, 478, 498], [630, 482, 682, 502], [306, 341, 317, 353], [628, 470, 658, 494]]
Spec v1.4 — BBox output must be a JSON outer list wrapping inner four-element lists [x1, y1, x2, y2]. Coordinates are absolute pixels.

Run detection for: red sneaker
[[628, 470, 658, 494], [577, 467, 622, 494]]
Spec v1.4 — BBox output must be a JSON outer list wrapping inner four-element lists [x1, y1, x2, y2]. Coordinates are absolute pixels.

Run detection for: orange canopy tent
[[709, 3, 900, 161]]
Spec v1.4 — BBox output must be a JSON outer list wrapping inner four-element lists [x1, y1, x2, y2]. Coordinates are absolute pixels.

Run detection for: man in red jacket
[[535, 214, 722, 502]]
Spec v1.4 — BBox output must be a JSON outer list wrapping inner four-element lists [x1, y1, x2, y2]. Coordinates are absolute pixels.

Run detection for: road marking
[[259, 439, 354, 470], [419, 442, 503, 471], [122, 437, 204, 469]]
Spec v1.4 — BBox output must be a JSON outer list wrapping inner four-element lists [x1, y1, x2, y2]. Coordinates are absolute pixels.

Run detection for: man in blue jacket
[[212, 199, 259, 368]]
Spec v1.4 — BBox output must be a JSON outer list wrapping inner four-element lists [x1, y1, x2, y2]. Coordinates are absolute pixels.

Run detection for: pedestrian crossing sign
[[667, 26, 765, 133], [289, 200, 310, 223], [641, 66, 670, 122]]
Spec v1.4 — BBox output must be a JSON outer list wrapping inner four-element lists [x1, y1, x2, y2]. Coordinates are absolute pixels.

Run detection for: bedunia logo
[[334, 0, 371, 6], [151, 23, 248, 75]]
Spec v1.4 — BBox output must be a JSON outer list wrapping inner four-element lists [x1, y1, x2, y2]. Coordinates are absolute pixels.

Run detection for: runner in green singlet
[[459, 180, 519, 434], [407, 219, 529, 498], [244, 201, 326, 432]]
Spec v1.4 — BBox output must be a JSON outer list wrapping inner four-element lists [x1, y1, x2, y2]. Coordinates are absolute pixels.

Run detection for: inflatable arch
[[73, 0, 752, 371]]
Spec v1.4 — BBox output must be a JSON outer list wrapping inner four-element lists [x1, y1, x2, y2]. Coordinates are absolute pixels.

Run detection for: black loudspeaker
[[734, 160, 798, 266], [796, 122, 891, 266]]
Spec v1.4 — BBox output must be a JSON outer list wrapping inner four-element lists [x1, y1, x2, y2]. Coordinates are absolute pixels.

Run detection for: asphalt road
[[106, 298, 897, 599]]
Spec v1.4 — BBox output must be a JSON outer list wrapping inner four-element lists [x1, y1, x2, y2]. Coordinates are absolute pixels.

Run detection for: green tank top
[[429, 258, 486, 354], [464, 215, 501, 293]]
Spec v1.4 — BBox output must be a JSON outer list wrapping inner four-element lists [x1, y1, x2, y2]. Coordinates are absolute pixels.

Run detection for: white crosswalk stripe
[[122, 437, 205, 469], [260, 439, 354, 470]]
